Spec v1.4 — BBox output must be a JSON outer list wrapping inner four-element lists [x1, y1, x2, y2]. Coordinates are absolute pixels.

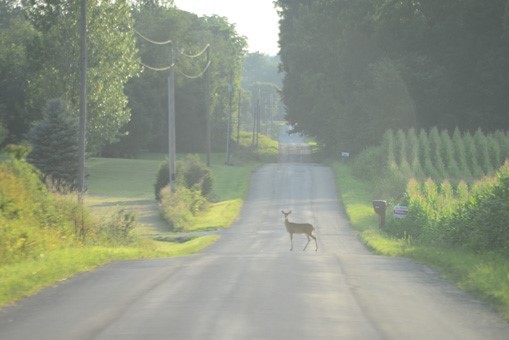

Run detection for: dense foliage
[[277, 0, 509, 154], [0, 0, 248, 156], [0, 157, 137, 265]]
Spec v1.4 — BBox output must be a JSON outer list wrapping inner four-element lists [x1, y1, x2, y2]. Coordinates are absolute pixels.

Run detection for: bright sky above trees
[[173, 0, 279, 55]]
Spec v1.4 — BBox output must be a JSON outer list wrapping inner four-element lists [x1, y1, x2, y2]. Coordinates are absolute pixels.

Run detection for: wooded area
[[0, 0, 252, 157], [277, 0, 509, 155]]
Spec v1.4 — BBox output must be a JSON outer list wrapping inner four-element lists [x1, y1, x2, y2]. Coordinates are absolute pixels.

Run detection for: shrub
[[159, 185, 208, 230], [154, 159, 169, 200], [182, 154, 213, 198], [154, 155, 213, 200], [96, 208, 137, 245], [351, 145, 385, 181]]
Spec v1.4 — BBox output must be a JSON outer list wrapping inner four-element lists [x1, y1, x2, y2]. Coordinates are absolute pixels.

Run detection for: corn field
[[382, 127, 509, 182], [352, 127, 509, 252]]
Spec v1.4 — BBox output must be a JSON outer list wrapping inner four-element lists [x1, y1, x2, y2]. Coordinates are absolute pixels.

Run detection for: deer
[[281, 210, 318, 251]]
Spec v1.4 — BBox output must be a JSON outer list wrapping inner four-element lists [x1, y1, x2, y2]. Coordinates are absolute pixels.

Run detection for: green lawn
[[85, 154, 258, 233]]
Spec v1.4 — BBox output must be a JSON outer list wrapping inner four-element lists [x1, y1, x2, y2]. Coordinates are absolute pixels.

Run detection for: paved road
[[1, 139, 509, 339]]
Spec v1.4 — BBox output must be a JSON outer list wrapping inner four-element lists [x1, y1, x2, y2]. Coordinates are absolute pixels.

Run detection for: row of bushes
[[0, 155, 137, 266]]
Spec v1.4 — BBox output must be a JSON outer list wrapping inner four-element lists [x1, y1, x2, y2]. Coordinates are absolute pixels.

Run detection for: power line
[[178, 44, 210, 58], [175, 60, 211, 79], [141, 62, 174, 72], [134, 29, 172, 45]]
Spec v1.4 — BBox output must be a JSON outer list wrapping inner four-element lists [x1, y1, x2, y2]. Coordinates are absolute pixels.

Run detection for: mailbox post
[[372, 200, 387, 228]]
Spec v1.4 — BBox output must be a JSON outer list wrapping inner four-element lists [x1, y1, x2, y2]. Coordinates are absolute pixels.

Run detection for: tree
[[276, 0, 509, 155], [106, 5, 247, 156], [27, 98, 79, 189], [0, 5, 37, 143], [23, 0, 141, 152]]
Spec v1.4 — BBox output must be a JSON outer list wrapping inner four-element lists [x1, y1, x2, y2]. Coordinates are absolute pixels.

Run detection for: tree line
[[276, 0, 509, 155], [0, 0, 249, 158]]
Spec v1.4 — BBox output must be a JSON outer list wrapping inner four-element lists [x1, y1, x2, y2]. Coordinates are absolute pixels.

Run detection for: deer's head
[[281, 210, 292, 219]]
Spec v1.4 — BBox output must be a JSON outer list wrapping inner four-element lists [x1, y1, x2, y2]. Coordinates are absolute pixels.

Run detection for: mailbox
[[372, 200, 387, 215], [372, 200, 387, 228]]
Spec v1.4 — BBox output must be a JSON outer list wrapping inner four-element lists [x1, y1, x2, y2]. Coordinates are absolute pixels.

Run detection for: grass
[[1, 152, 256, 308], [86, 157, 162, 205], [332, 161, 509, 320], [0, 236, 218, 307]]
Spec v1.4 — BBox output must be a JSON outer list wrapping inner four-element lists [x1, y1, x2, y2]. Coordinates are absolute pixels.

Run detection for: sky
[[173, 0, 280, 56]]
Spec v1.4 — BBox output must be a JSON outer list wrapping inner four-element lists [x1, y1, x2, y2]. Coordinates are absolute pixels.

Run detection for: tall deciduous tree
[[276, 0, 509, 155], [106, 4, 247, 156], [24, 0, 141, 152]]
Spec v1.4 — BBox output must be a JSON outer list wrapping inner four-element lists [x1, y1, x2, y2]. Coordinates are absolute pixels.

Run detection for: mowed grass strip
[[0, 236, 218, 307], [332, 162, 509, 320]]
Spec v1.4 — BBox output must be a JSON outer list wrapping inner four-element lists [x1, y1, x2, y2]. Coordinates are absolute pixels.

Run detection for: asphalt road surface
[[1, 135, 509, 339]]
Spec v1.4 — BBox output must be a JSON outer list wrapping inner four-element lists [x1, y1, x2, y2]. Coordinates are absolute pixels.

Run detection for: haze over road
[[1, 132, 508, 339]]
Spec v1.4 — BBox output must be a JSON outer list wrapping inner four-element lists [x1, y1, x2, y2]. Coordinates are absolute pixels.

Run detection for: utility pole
[[255, 88, 260, 149], [237, 90, 241, 147], [78, 0, 87, 203], [168, 45, 176, 191], [226, 70, 233, 165], [205, 46, 211, 167]]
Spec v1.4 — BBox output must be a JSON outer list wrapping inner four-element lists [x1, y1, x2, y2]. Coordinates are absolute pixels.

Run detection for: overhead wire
[[134, 29, 172, 45], [141, 62, 174, 72], [175, 61, 211, 79], [178, 44, 210, 59], [134, 29, 210, 76]]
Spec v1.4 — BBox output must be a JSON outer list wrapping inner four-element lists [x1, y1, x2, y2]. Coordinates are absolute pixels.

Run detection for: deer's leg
[[303, 234, 311, 251], [289, 233, 293, 251], [310, 234, 318, 251]]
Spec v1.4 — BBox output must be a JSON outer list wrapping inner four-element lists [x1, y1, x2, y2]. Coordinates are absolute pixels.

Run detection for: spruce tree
[[27, 99, 79, 190]]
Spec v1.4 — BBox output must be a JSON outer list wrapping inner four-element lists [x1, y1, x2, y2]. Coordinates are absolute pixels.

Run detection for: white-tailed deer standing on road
[[281, 210, 318, 251]]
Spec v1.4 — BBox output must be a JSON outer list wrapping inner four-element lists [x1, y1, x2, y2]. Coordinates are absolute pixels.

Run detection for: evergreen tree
[[27, 98, 79, 189]]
